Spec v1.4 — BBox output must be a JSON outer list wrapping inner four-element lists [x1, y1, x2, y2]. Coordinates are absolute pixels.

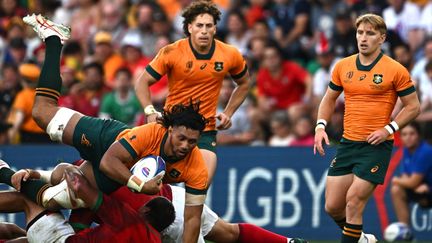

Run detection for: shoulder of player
[[159, 38, 188, 55], [335, 54, 357, 65], [380, 54, 407, 70], [215, 39, 241, 54]]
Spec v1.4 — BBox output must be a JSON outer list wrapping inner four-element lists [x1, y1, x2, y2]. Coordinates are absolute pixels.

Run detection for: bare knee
[[390, 184, 404, 198], [325, 202, 345, 219], [32, 96, 58, 130]]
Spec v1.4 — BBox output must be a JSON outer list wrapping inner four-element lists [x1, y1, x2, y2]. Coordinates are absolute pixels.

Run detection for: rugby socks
[[36, 36, 63, 101], [0, 166, 49, 206], [341, 223, 362, 243], [334, 217, 346, 230], [238, 223, 287, 243]]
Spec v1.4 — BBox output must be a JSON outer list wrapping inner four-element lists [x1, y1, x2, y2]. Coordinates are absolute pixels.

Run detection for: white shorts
[[162, 186, 219, 243], [27, 212, 75, 243]]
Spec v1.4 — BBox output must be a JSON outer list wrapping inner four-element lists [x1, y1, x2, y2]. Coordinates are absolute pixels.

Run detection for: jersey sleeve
[[118, 124, 157, 160], [184, 149, 209, 196], [146, 45, 173, 81], [394, 66, 416, 97], [228, 47, 248, 80], [329, 61, 343, 91]]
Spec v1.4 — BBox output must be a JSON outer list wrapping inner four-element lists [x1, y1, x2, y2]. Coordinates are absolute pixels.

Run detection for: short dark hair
[[140, 196, 175, 232], [402, 121, 422, 136], [181, 0, 221, 37], [157, 100, 208, 132], [83, 62, 104, 76], [115, 67, 132, 79]]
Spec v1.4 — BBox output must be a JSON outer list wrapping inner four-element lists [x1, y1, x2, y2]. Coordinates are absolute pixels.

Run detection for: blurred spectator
[[217, 78, 255, 145], [246, 37, 266, 75], [30, 42, 45, 66], [416, 60, 432, 134], [256, 41, 312, 112], [98, 0, 128, 49], [99, 67, 142, 126], [59, 62, 109, 117], [0, 62, 21, 122], [0, 0, 26, 36], [126, 1, 159, 57], [420, 0, 432, 37], [62, 40, 85, 75], [152, 9, 181, 41], [392, 42, 413, 70], [390, 122, 432, 229], [268, 0, 311, 59], [70, 0, 100, 47], [383, 0, 425, 56], [172, 0, 193, 37], [250, 19, 271, 40], [224, 10, 252, 55], [245, 0, 269, 28], [331, 8, 357, 58], [411, 38, 432, 84], [3, 37, 26, 65], [288, 115, 314, 146], [7, 63, 52, 143], [91, 31, 125, 88], [311, 37, 340, 106], [268, 110, 293, 146], [350, 0, 385, 17], [0, 121, 11, 144], [120, 31, 150, 79], [310, 0, 341, 40], [60, 65, 78, 95]]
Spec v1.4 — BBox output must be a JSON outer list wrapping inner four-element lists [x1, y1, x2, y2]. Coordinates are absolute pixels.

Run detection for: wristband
[[316, 119, 327, 127], [315, 124, 326, 132], [127, 175, 145, 192], [385, 121, 399, 135], [144, 105, 158, 116]]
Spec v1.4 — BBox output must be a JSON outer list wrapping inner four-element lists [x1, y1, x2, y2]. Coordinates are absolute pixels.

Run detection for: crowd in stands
[[1, 0, 432, 146]]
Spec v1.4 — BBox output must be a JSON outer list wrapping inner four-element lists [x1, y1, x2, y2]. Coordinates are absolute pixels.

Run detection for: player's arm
[[392, 173, 425, 189], [99, 141, 162, 194], [392, 92, 421, 130], [367, 91, 420, 145], [314, 87, 342, 156], [183, 192, 205, 243], [135, 69, 158, 117]]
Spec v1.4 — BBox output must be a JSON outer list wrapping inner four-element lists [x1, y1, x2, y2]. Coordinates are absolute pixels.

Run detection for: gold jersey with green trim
[[146, 38, 247, 131], [329, 53, 416, 141], [116, 123, 209, 195]]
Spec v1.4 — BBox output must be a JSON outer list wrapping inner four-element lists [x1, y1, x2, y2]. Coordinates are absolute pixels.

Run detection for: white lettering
[[303, 169, 327, 228], [218, 169, 237, 221], [275, 169, 300, 227], [239, 168, 272, 226]]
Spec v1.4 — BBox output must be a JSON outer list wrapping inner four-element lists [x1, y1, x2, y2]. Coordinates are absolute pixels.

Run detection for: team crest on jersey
[[169, 169, 181, 178], [373, 74, 383, 84], [214, 62, 224, 72]]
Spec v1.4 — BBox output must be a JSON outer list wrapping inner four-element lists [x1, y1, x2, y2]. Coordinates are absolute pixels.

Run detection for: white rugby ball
[[384, 222, 413, 242], [130, 155, 166, 182]]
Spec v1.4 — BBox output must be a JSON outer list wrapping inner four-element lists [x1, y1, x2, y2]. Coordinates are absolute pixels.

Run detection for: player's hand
[[314, 128, 330, 156], [216, 112, 232, 130], [414, 184, 429, 194], [146, 113, 159, 123], [12, 169, 32, 191], [366, 128, 390, 145], [141, 171, 164, 194]]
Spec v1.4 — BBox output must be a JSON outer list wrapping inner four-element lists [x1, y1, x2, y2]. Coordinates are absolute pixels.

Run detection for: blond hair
[[355, 13, 387, 34]]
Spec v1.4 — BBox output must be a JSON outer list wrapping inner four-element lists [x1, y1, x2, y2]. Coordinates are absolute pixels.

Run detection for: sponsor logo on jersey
[[200, 63, 207, 70], [359, 74, 366, 81], [370, 165, 379, 173], [129, 135, 137, 141], [81, 134, 91, 147], [169, 169, 181, 178], [211, 141, 216, 147], [214, 62, 224, 72], [373, 74, 383, 84]]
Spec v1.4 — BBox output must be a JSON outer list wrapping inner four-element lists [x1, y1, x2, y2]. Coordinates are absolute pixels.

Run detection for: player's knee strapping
[[46, 107, 76, 142], [42, 180, 86, 209]]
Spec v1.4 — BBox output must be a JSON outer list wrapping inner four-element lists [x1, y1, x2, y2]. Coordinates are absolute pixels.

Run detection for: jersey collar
[[160, 131, 182, 163], [356, 51, 383, 71], [188, 37, 216, 60]]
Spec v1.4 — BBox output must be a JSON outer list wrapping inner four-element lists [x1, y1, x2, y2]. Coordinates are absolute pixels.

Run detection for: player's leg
[[325, 174, 352, 229], [198, 131, 218, 183], [343, 176, 376, 243], [22, 14, 82, 146], [390, 182, 410, 224]]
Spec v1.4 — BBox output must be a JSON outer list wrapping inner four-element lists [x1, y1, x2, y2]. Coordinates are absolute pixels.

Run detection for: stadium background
[[0, 145, 431, 241]]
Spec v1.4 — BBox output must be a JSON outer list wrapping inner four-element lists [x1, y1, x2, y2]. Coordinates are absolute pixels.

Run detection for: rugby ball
[[384, 222, 413, 242], [130, 155, 166, 182]]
